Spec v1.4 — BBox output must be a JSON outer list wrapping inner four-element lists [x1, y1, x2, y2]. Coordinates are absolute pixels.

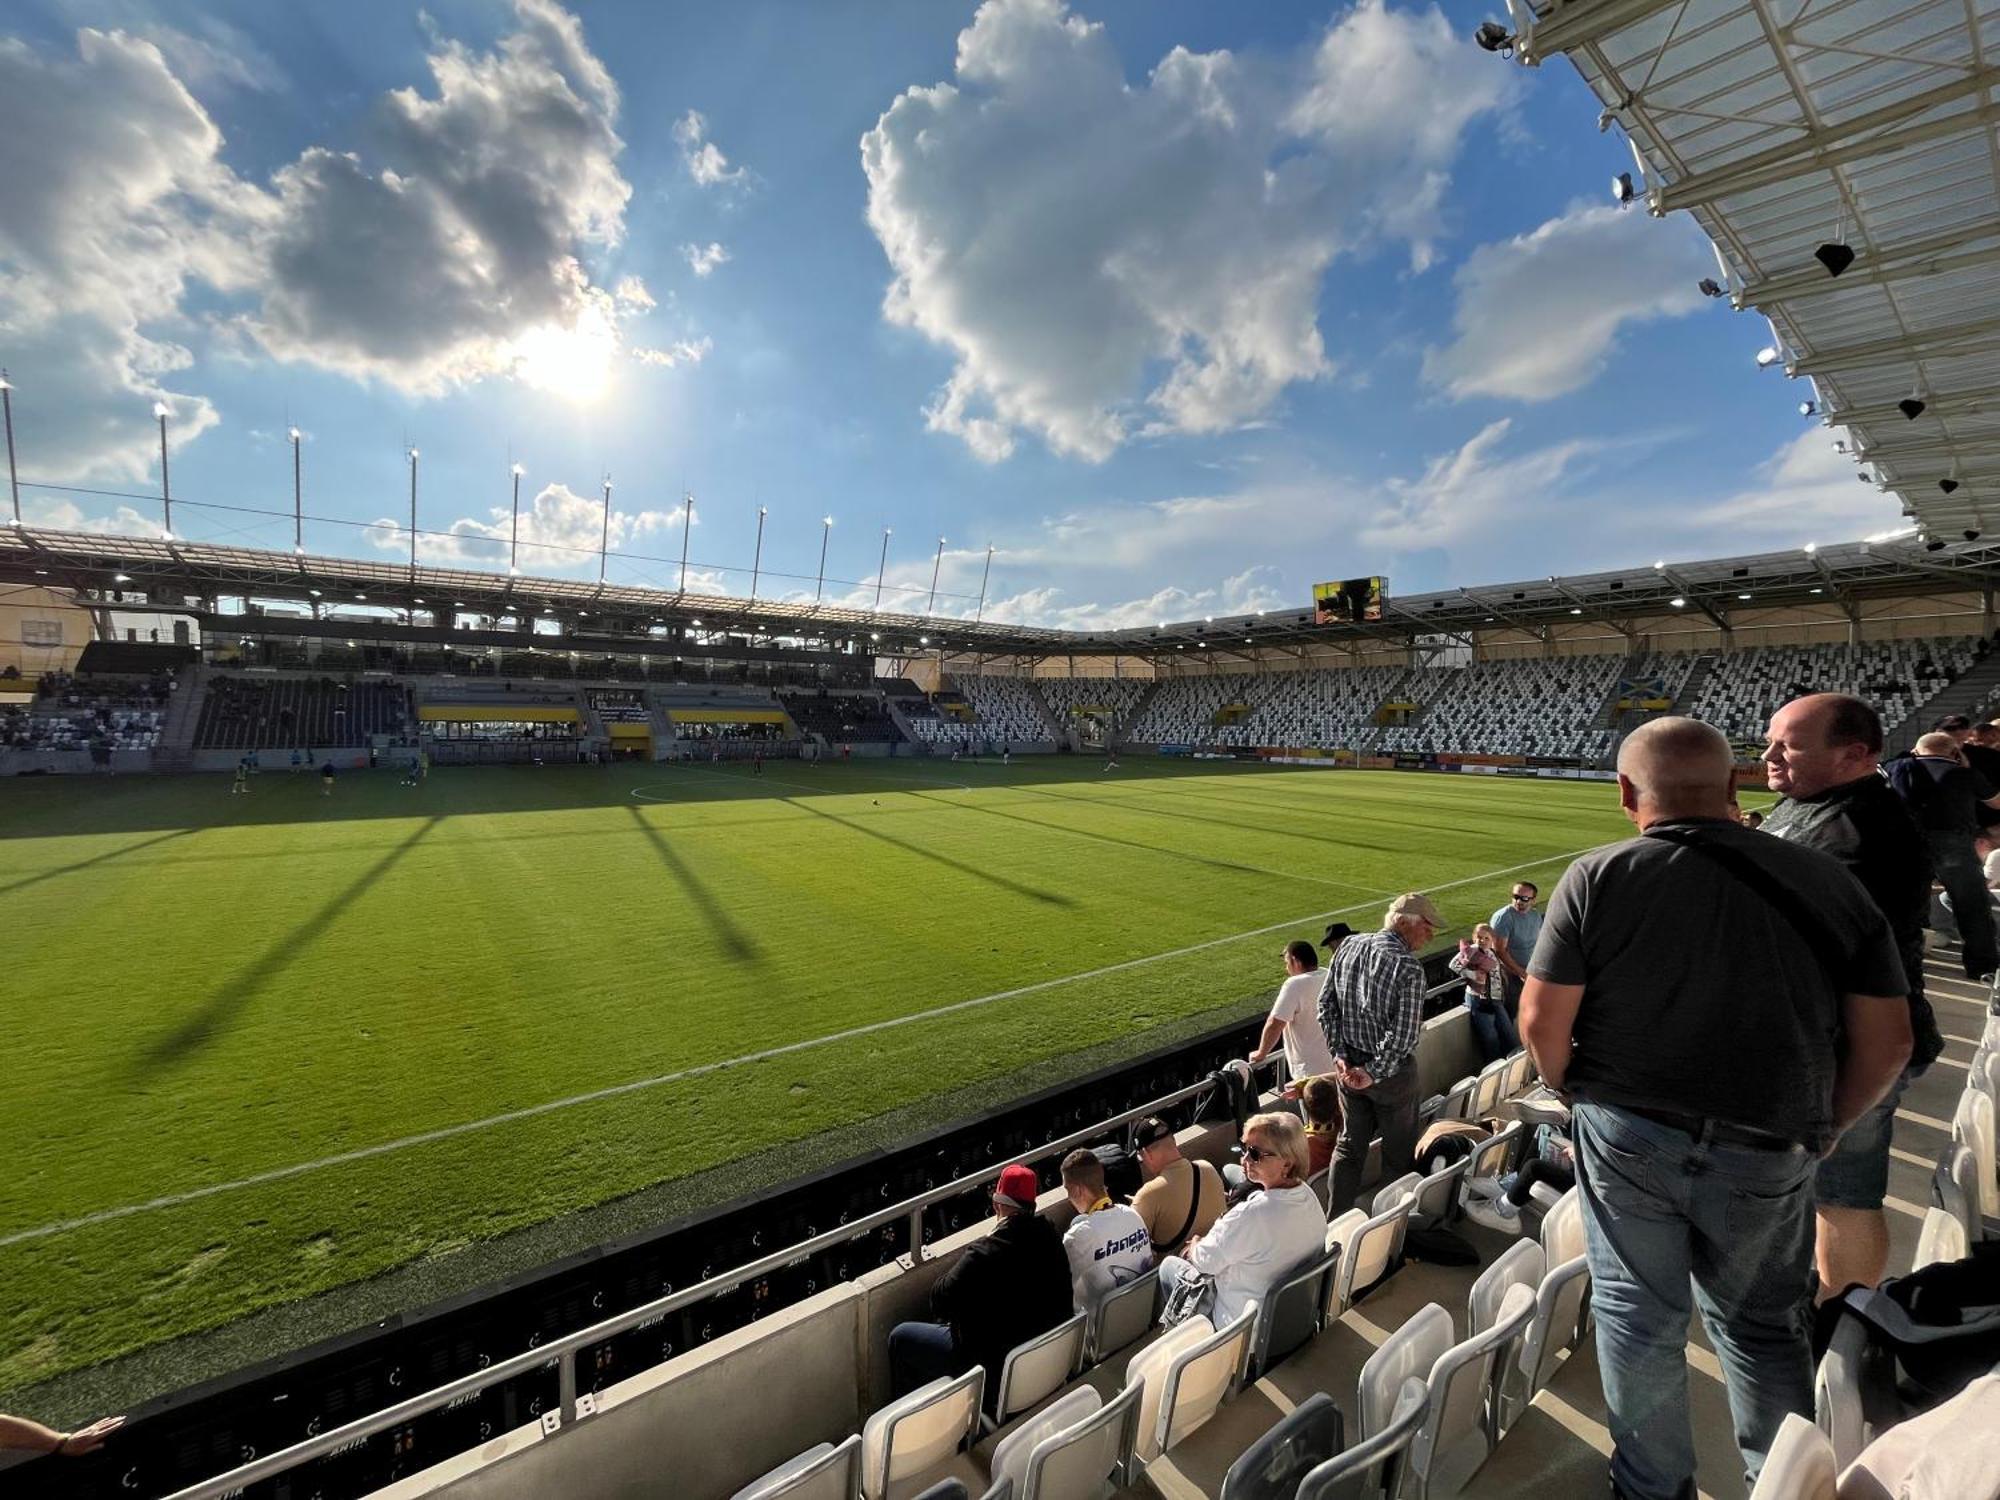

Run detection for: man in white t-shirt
[[1057, 1150, 1153, 1313], [1247, 940, 1337, 1096]]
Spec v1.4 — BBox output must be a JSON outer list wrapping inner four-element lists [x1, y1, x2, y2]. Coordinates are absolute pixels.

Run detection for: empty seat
[[1247, 1245, 1339, 1379], [1409, 1157, 1471, 1230], [1408, 1282, 1535, 1498], [1466, 1240, 1543, 1430], [731, 1434, 864, 1500], [1357, 1304, 1453, 1439], [1306, 1166, 1332, 1214], [1133, 1309, 1256, 1465], [1513, 1255, 1591, 1429], [1813, 1313, 1876, 1472], [987, 1313, 1086, 1431], [1434, 1078, 1477, 1123], [1461, 1123, 1521, 1194], [1326, 1193, 1414, 1319], [1748, 1413, 1836, 1500], [1933, 1142, 1981, 1245], [1218, 1391, 1343, 1500], [1500, 1051, 1533, 1099], [1538, 1187, 1585, 1266], [1913, 1205, 1970, 1270], [862, 1369, 985, 1500], [988, 1383, 1139, 1500], [1297, 1377, 1429, 1500], [1085, 1266, 1159, 1363], [1953, 1089, 1998, 1218], [1470, 1060, 1509, 1119], [1123, 1317, 1215, 1467]]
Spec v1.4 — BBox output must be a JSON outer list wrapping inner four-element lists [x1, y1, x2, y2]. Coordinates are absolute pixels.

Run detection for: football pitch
[[0, 756, 1637, 1401]]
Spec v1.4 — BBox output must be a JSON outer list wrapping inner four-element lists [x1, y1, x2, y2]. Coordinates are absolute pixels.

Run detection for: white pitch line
[[0, 839, 1613, 1249]]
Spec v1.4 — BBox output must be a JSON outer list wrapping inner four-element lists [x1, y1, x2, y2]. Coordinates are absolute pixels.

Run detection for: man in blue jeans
[[1521, 718, 1911, 1500]]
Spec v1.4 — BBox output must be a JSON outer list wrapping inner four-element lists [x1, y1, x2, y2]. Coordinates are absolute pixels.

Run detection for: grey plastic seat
[[1514, 1255, 1591, 1429], [1408, 1282, 1535, 1498], [730, 1433, 864, 1500], [1460, 1123, 1521, 1195], [1297, 1377, 1430, 1500], [1409, 1157, 1470, 1230], [1085, 1266, 1159, 1363], [1247, 1244, 1339, 1378], [1136, 1309, 1256, 1466], [1217, 1392, 1343, 1500], [1357, 1304, 1453, 1439], [987, 1313, 1086, 1431], [1933, 1142, 1980, 1245], [988, 1383, 1139, 1500]]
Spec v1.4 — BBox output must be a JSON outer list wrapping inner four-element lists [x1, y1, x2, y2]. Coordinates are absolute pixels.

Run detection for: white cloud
[[682, 241, 730, 277], [983, 567, 1288, 629], [365, 481, 683, 574], [21, 494, 169, 538], [1360, 418, 1599, 550], [1675, 430, 1897, 545], [1422, 203, 1711, 402], [861, 0, 1513, 463], [634, 337, 712, 368], [671, 109, 746, 188]]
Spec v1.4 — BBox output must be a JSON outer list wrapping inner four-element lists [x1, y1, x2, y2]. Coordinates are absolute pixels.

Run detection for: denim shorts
[[1814, 1067, 1914, 1211]]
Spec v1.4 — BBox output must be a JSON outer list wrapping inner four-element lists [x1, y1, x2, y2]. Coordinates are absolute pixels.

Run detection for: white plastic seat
[[731, 1434, 864, 1500], [1500, 1051, 1533, 1100], [1084, 1266, 1159, 1363], [987, 1313, 1086, 1431], [1357, 1303, 1453, 1439], [1297, 1377, 1429, 1500], [1326, 1193, 1413, 1319], [988, 1382, 1139, 1500], [1409, 1157, 1470, 1230], [1933, 1142, 1982, 1245], [1409, 1283, 1535, 1498], [1466, 1240, 1544, 1430], [1144, 1309, 1256, 1463], [1470, 1059, 1509, 1119], [1748, 1412, 1835, 1499], [1813, 1314, 1874, 1472], [1461, 1123, 1521, 1190], [861, 1369, 985, 1500], [989, 1386, 1098, 1497], [1954, 1088, 1998, 1218], [1435, 1078, 1477, 1122], [1370, 1172, 1423, 1259], [1123, 1316, 1214, 1467], [1513, 1254, 1591, 1428], [1538, 1187, 1585, 1267], [1913, 1204, 1969, 1270]]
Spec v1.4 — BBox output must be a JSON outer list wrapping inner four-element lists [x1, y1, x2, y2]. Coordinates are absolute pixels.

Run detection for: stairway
[[1024, 680, 1067, 745], [881, 695, 921, 749], [644, 693, 679, 760], [1672, 654, 1720, 717], [1885, 646, 2000, 756], [1116, 681, 1161, 745], [1591, 651, 1646, 729], [157, 663, 207, 756]]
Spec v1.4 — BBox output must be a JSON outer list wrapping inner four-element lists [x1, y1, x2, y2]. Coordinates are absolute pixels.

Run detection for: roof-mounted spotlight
[[1669, 596, 1686, 608], [1926, 537, 1947, 552], [1941, 478, 1962, 494], [1803, 542, 1817, 554], [1611, 172, 1635, 206], [1474, 20, 1514, 54], [1813, 241, 1856, 278], [1897, 396, 1927, 421], [1755, 346, 1782, 369], [1798, 400, 1817, 418], [1966, 530, 1982, 542], [1697, 278, 1725, 298]]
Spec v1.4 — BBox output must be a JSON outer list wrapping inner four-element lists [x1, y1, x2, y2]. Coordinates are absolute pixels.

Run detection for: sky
[[0, 0, 1906, 628]]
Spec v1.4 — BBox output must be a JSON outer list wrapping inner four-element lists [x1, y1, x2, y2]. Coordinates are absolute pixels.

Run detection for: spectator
[[1247, 939, 1337, 1095], [1300, 1075, 1340, 1177], [1886, 731, 2000, 979], [1131, 1117, 1226, 1257], [1521, 716, 1910, 1498], [1490, 880, 1543, 1014], [1058, 1149, 1153, 1313], [1319, 892, 1439, 1215], [1761, 693, 1943, 1304], [1743, 809, 1764, 831], [1983, 828, 2000, 891], [0, 1411, 123, 1456], [1936, 714, 2000, 830], [1154, 1113, 1325, 1331], [1464, 1121, 1576, 1235], [1450, 922, 1519, 1063], [886, 1162, 1070, 1406]]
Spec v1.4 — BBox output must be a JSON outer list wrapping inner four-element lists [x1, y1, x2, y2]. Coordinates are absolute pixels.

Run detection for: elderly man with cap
[[1522, 717, 1910, 1500], [1319, 892, 1441, 1215], [886, 1162, 1072, 1407]]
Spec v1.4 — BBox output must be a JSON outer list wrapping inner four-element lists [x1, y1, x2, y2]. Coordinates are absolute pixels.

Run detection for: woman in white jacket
[[1157, 1112, 1326, 1331]]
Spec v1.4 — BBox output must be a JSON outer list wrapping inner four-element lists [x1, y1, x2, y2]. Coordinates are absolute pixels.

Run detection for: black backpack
[[1091, 1142, 1144, 1203], [1814, 1243, 2000, 1409]]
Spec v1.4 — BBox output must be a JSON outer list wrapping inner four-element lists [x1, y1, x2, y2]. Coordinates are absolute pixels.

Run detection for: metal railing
[[157, 978, 1475, 1500]]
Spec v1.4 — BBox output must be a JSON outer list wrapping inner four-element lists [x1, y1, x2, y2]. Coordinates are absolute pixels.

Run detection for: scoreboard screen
[[1312, 577, 1386, 625]]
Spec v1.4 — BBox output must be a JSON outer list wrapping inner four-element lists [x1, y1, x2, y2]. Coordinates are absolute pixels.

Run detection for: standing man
[[1886, 731, 2000, 979], [1318, 893, 1440, 1216], [1522, 718, 1910, 1500], [1762, 694, 1943, 1303], [1490, 880, 1543, 1017], [1248, 939, 1338, 1098]]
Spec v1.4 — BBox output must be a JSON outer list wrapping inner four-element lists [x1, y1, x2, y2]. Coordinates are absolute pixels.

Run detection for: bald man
[[1522, 717, 1910, 1500], [1885, 730, 2000, 979], [1761, 694, 1943, 1305]]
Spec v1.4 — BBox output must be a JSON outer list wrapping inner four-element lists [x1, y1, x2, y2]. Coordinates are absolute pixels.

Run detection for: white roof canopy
[[1515, 0, 2000, 537]]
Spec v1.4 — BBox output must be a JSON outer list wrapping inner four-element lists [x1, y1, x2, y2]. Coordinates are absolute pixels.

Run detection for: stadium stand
[[1689, 638, 1983, 744], [956, 676, 1057, 744], [777, 689, 906, 744], [1376, 656, 1623, 761], [1124, 672, 1274, 747], [1037, 676, 1150, 743], [195, 675, 414, 750], [0, 665, 177, 754]]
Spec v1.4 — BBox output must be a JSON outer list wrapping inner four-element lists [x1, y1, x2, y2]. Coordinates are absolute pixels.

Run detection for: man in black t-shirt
[[1761, 694, 1943, 1307], [1885, 730, 2000, 978], [1522, 717, 1910, 1500]]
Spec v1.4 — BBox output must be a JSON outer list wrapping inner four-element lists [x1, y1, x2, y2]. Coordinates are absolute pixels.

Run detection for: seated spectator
[[886, 1163, 1070, 1408], [1301, 1076, 1340, 1177], [1155, 1113, 1325, 1330], [1057, 1149, 1152, 1313], [1131, 1116, 1226, 1257]]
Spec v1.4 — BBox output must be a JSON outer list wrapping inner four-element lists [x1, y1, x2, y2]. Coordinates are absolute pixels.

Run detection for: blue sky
[[0, 0, 1901, 625]]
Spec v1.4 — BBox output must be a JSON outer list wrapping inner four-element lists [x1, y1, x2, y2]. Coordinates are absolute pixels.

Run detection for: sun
[[510, 309, 618, 403]]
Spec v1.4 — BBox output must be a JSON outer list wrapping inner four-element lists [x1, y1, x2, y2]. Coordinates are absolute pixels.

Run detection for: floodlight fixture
[[1611, 172, 1635, 206], [1898, 396, 1927, 420], [510, 463, 524, 476], [1474, 20, 1514, 53], [1652, 559, 1665, 570], [1799, 400, 1817, 418], [1941, 478, 1961, 494], [1755, 346, 1782, 368], [152, 402, 169, 419], [113, 572, 131, 582], [1926, 537, 1947, 552], [1737, 592, 1752, 600], [1814, 242, 1856, 277], [1967, 530, 1983, 542], [1802, 541, 1817, 554], [1568, 607, 1582, 615], [1669, 597, 1686, 607], [1697, 278, 1725, 298], [288, 426, 301, 441]]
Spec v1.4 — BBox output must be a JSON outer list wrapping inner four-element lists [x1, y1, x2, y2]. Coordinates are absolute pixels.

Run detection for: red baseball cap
[[993, 1163, 1040, 1211]]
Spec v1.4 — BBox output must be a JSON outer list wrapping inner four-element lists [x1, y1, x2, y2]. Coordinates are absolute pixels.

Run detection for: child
[[1300, 1075, 1341, 1177], [1450, 923, 1519, 1063]]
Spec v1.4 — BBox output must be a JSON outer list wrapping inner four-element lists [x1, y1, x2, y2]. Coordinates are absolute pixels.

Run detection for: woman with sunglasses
[[1155, 1112, 1325, 1332]]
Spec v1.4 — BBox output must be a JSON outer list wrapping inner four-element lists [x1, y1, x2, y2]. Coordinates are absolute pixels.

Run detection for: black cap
[[1322, 921, 1355, 949], [1132, 1117, 1174, 1150]]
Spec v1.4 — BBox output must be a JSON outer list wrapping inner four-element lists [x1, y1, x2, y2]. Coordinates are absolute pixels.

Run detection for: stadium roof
[[1511, 0, 2000, 541], [6, 523, 2000, 659]]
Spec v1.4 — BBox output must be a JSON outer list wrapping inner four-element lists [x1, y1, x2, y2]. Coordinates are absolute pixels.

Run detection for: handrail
[[153, 1051, 1291, 1500], [157, 978, 1470, 1500]]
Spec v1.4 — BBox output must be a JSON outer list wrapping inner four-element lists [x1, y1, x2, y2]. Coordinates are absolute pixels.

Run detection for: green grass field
[[0, 756, 1638, 1401]]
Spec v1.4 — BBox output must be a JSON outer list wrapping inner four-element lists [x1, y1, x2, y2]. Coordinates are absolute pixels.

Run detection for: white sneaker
[[1462, 1175, 1505, 1204], [1462, 1196, 1522, 1235]]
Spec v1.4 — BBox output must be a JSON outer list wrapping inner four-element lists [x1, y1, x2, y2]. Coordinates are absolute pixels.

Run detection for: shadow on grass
[[135, 816, 443, 1070], [784, 796, 1076, 908], [623, 804, 762, 962], [0, 827, 197, 898]]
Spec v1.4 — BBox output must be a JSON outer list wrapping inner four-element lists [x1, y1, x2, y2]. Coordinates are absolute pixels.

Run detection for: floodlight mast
[[155, 401, 172, 536], [290, 427, 304, 553], [815, 515, 832, 603], [750, 506, 767, 600], [1, 372, 20, 526], [875, 527, 891, 611], [509, 464, 525, 576]]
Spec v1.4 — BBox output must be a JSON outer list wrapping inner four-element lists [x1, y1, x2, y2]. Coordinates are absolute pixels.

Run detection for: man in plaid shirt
[[1318, 892, 1441, 1214]]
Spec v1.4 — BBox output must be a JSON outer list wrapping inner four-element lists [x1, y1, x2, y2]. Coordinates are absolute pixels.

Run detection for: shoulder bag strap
[[1155, 1161, 1205, 1256], [1645, 826, 1849, 990]]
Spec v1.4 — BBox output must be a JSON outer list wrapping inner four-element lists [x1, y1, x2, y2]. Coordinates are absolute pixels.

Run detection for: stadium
[[4, 2, 1999, 1500]]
